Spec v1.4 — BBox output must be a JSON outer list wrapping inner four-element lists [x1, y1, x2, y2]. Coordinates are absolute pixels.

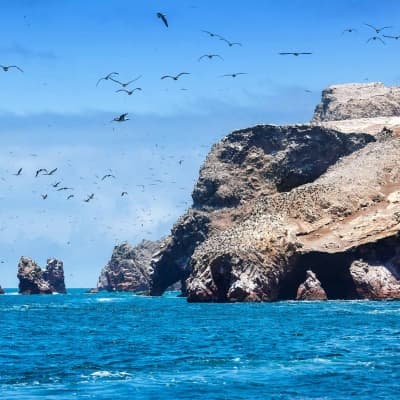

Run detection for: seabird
[[96, 72, 119, 87], [367, 36, 385, 44], [157, 12, 168, 28], [0, 65, 23, 72], [121, 192, 128, 196], [41, 194, 48, 200], [35, 168, 48, 177], [342, 28, 357, 34], [84, 193, 94, 202], [115, 88, 142, 96], [67, 194, 74, 200], [13, 168, 22, 176], [111, 113, 129, 122], [383, 34, 400, 40], [220, 38, 242, 47], [201, 30, 222, 38], [110, 75, 142, 87], [279, 52, 312, 56], [101, 174, 116, 181], [221, 73, 247, 78], [364, 23, 392, 34], [161, 72, 190, 81], [56, 187, 73, 191], [198, 54, 223, 61], [45, 168, 57, 175], [52, 181, 62, 188]]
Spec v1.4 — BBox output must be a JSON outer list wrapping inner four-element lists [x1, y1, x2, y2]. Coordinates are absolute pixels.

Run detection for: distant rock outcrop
[[0, 285, 4, 295], [18, 256, 66, 294], [312, 82, 400, 123], [296, 270, 327, 300], [92, 239, 168, 293]]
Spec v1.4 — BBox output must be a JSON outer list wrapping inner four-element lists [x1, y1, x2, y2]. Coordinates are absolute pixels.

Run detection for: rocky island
[[0, 285, 4, 295], [96, 82, 400, 302], [18, 256, 67, 295]]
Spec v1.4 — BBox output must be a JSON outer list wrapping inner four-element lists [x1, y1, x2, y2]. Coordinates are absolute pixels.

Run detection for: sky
[[1, 0, 400, 288]]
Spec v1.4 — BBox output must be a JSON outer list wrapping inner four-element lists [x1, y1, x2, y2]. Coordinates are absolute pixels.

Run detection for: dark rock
[[18, 256, 66, 294], [0, 285, 4, 295], [296, 270, 327, 300], [94, 240, 166, 293]]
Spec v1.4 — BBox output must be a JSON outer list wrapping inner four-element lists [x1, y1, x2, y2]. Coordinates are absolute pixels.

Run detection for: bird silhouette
[[1, 65, 23, 72], [201, 30, 222, 38], [157, 12, 168, 27], [221, 73, 247, 78], [364, 23, 392, 34], [101, 174, 116, 181], [57, 187, 73, 191], [115, 88, 142, 96], [41, 194, 48, 200], [161, 73, 190, 81], [84, 193, 94, 202], [121, 192, 128, 197], [96, 72, 119, 87], [279, 52, 312, 56], [367, 36, 385, 44], [35, 168, 48, 177], [220, 38, 242, 47], [52, 181, 61, 188], [110, 76, 142, 87], [342, 28, 357, 34], [383, 34, 400, 40], [45, 168, 57, 175], [67, 194, 74, 200], [111, 113, 129, 122], [13, 168, 22, 176], [198, 54, 223, 61]]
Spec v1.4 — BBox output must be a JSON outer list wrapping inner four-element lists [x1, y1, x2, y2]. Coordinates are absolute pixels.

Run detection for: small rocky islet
[[91, 82, 400, 302]]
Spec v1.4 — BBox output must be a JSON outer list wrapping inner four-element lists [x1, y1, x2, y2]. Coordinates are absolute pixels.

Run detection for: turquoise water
[[0, 289, 398, 399]]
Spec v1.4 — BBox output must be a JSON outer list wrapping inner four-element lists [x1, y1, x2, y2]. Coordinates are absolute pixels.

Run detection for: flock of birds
[[1, 9, 398, 268]]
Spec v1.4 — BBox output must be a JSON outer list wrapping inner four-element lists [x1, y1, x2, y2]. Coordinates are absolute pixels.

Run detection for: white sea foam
[[90, 371, 132, 379]]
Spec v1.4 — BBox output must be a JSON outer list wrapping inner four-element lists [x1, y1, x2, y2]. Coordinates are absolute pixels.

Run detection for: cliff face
[[93, 240, 167, 293], [149, 124, 373, 295], [18, 257, 66, 294]]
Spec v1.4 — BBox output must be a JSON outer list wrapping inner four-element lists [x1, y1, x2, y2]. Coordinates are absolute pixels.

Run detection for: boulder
[[296, 270, 327, 300]]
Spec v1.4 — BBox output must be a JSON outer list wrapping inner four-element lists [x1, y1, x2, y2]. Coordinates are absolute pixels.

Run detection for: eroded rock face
[[94, 240, 166, 293], [350, 259, 400, 300], [150, 124, 373, 295], [312, 82, 400, 122], [18, 256, 66, 294], [296, 270, 327, 301]]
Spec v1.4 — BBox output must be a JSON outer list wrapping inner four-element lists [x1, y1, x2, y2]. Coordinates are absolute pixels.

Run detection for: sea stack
[[18, 256, 67, 294], [0, 285, 4, 295]]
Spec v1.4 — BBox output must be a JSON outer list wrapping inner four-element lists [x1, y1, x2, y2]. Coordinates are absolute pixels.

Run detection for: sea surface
[[0, 289, 398, 399]]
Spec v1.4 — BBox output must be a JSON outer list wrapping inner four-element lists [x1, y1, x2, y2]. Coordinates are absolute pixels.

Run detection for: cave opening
[[277, 251, 360, 300], [210, 256, 234, 302]]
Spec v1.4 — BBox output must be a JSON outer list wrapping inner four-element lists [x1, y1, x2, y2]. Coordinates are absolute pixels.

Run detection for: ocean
[[0, 289, 398, 399]]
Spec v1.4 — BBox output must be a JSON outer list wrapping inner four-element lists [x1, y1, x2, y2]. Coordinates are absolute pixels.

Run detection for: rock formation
[[0, 285, 4, 295], [18, 256, 66, 294], [100, 82, 400, 302], [92, 239, 171, 293], [296, 270, 327, 300]]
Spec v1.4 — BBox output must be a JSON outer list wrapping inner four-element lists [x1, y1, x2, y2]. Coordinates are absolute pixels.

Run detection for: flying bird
[[201, 30, 222, 38], [221, 73, 247, 78], [110, 76, 142, 87], [101, 174, 116, 181], [45, 168, 57, 175], [84, 193, 94, 203], [220, 38, 242, 47], [178, 159, 184, 165], [52, 181, 62, 188], [367, 36, 385, 44], [157, 12, 168, 28], [198, 54, 223, 61], [115, 88, 142, 96], [67, 194, 74, 200], [96, 72, 119, 87], [161, 72, 190, 81], [41, 194, 48, 200], [0, 65, 23, 72], [121, 192, 128, 197], [13, 168, 22, 176], [364, 24, 392, 34], [279, 52, 312, 56], [111, 113, 129, 122], [383, 34, 400, 40], [57, 187, 73, 191], [342, 28, 357, 34], [35, 168, 48, 177]]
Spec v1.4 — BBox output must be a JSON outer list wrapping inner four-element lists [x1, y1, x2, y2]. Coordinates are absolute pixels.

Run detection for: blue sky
[[1, 0, 400, 287]]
